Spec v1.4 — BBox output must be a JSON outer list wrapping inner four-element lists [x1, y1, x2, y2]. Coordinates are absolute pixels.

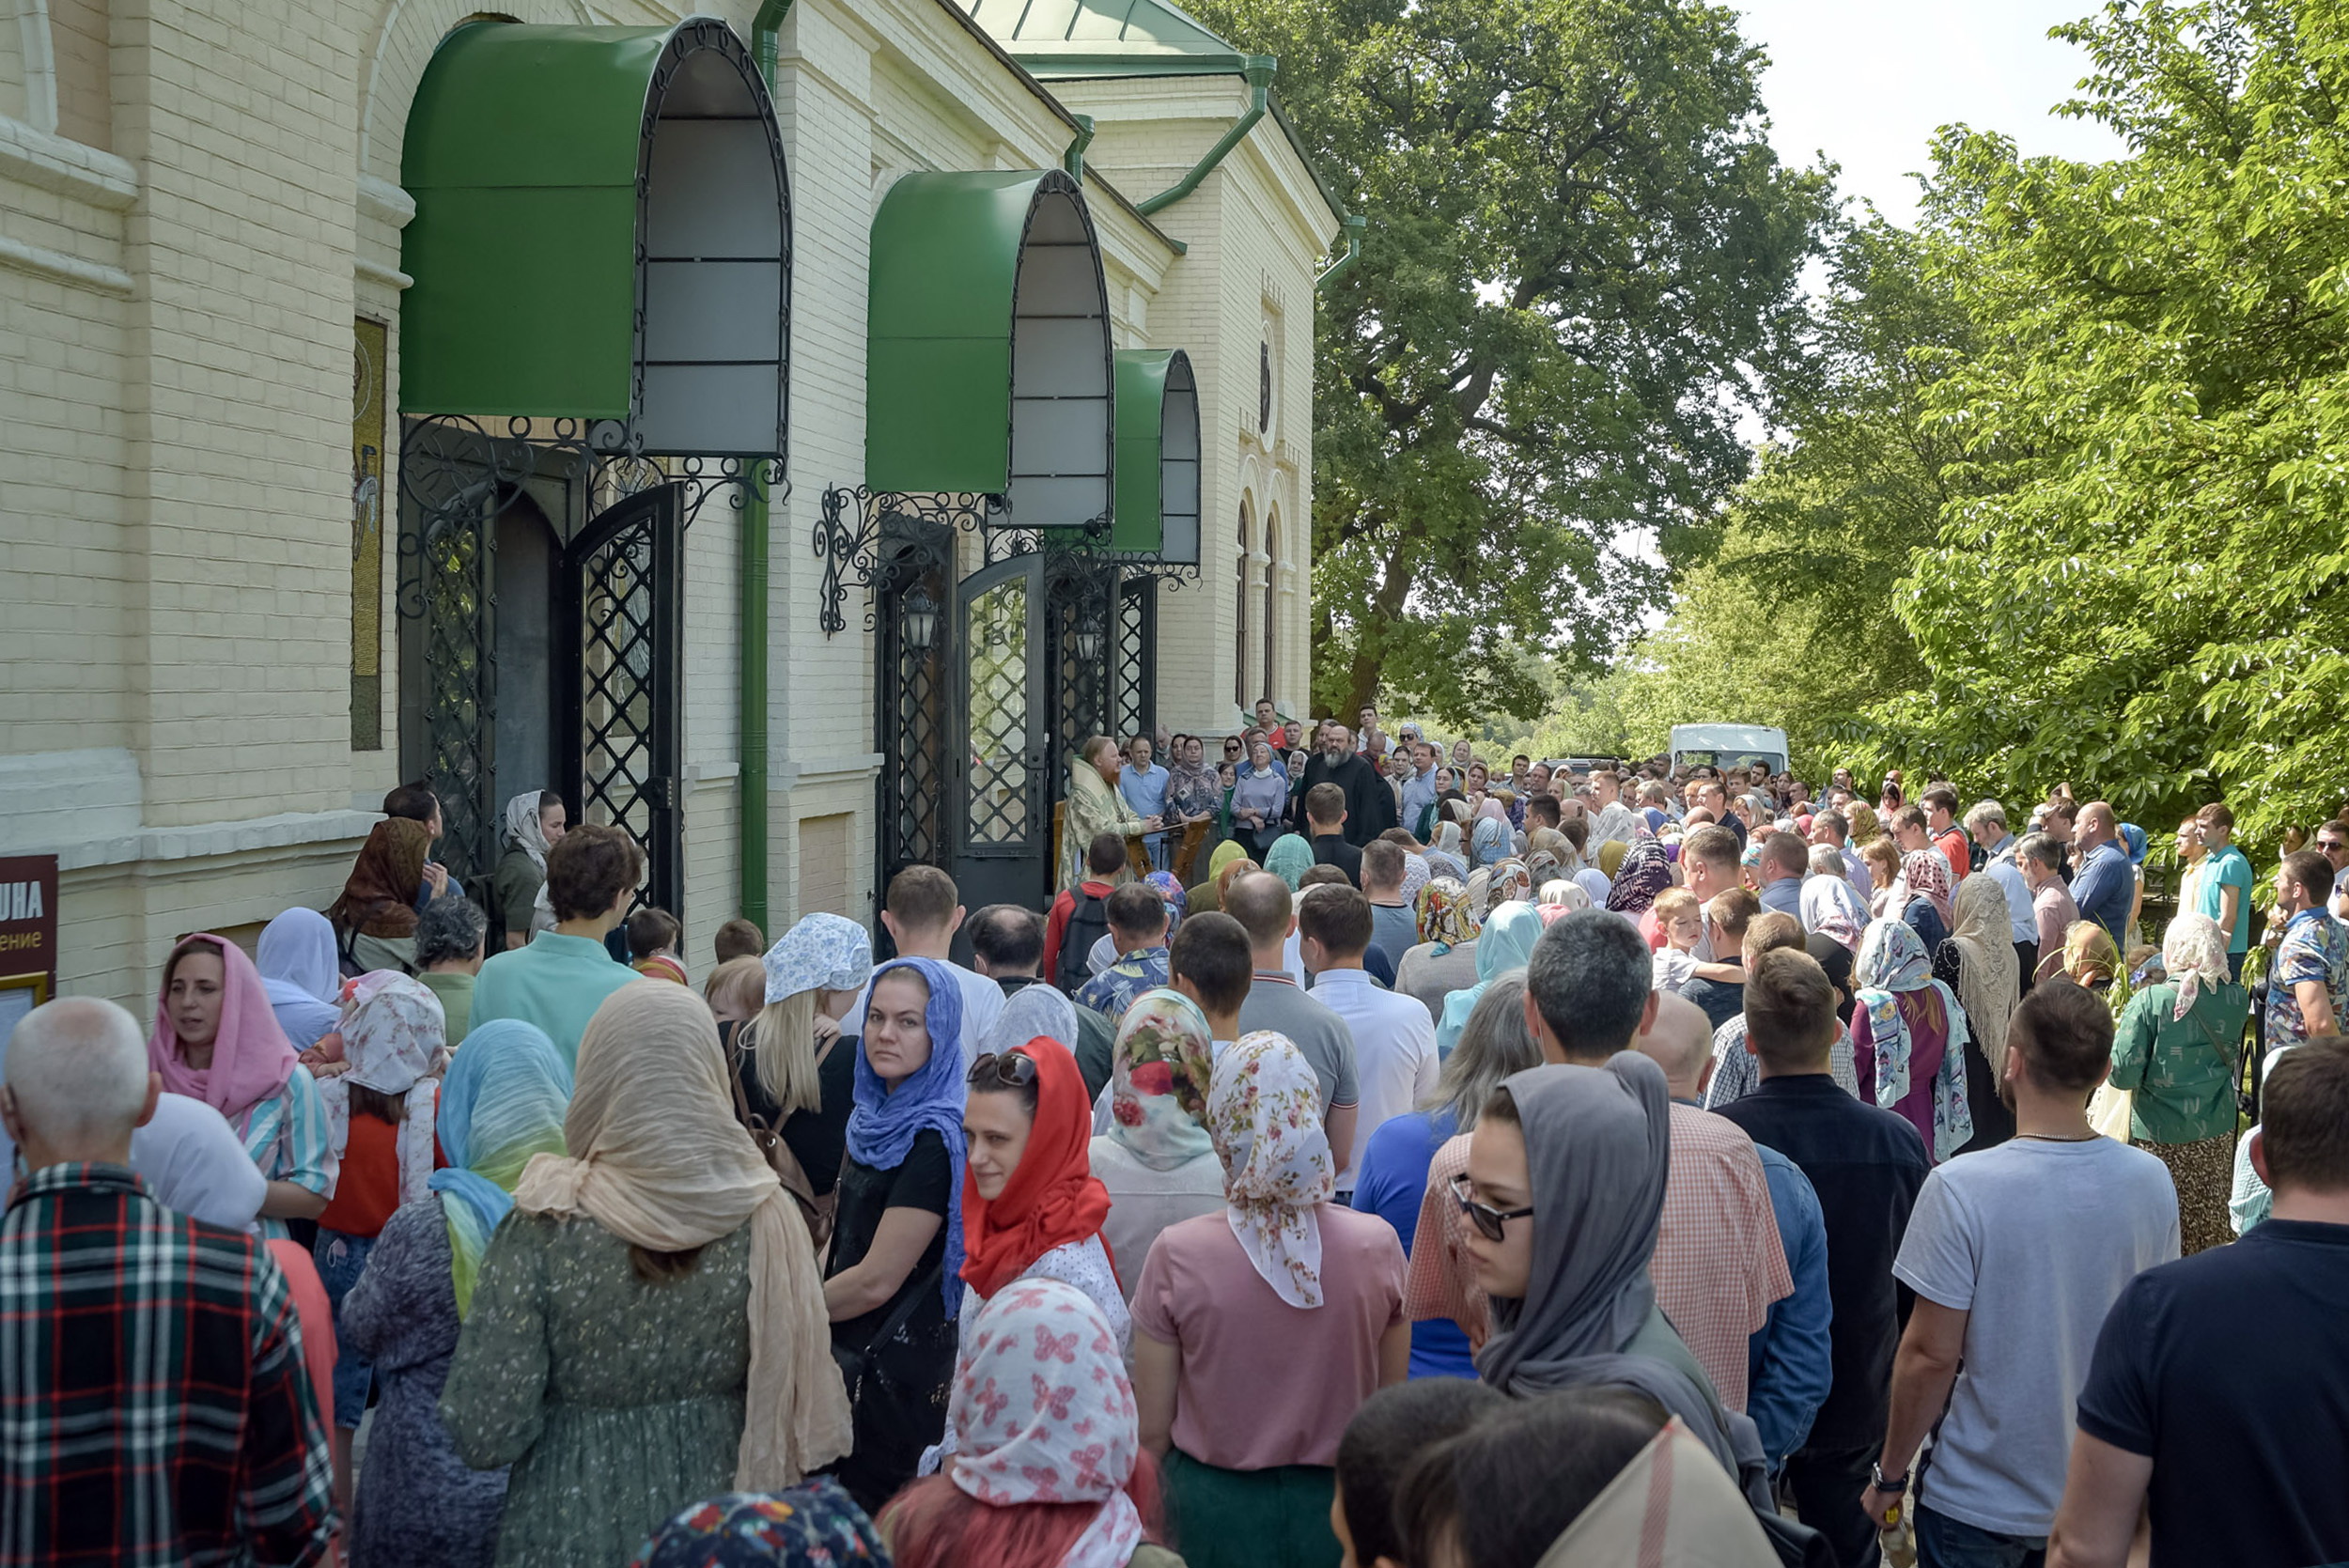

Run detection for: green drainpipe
[[737, 0, 795, 935], [1137, 56, 1274, 215], [1064, 114, 1096, 182], [1316, 212, 1366, 287]]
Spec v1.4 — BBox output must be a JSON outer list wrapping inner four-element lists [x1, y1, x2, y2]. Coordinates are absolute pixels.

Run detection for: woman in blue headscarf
[[821, 955, 969, 1515], [340, 1019, 571, 1568], [1435, 901, 1547, 1057]]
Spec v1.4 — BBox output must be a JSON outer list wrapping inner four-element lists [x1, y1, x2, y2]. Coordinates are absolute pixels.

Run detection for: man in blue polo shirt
[[2066, 801, 2134, 945]]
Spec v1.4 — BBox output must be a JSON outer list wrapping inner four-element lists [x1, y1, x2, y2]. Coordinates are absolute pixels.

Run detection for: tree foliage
[[1192, 0, 1834, 727], [1867, 0, 2349, 835], [1584, 0, 2349, 839]]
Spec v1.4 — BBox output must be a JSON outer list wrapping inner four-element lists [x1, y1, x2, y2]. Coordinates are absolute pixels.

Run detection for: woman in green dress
[[441, 981, 851, 1566], [2110, 911, 2251, 1254]]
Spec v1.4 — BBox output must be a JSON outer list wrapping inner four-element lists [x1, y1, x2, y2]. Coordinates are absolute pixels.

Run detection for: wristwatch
[[1871, 1461, 1908, 1495]]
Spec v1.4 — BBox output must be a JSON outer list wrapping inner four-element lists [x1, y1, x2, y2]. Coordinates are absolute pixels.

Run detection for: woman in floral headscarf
[[738, 913, 875, 1225], [1891, 848, 1955, 951], [2111, 911, 2250, 1253], [1606, 840, 1674, 918], [1396, 877, 1483, 1019], [315, 970, 448, 1485], [1089, 990, 1225, 1299], [884, 1281, 1178, 1568], [628, 1479, 887, 1568], [1848, 919, 1974, 1164], [1128, 1034, 1407, 1568]]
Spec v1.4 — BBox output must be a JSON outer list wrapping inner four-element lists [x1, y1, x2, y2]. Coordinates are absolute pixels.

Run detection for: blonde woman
[[737, 914, 875, 1220]]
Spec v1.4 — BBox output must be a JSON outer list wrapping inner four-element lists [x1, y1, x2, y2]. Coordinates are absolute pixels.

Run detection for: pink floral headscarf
[[1894, 849, 1955, 929], [949, 1278, 1143, 1568], [1207, 1032, 1335, 1308], [319, 971, 445, 1206], [148, 934, 297, 1124]]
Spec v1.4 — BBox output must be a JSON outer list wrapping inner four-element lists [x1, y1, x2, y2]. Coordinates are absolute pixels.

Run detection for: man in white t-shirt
[[1859, 978, 2178, 1563], [848, 864, 1003, 1067], [1300, 885, 1436, 1200]]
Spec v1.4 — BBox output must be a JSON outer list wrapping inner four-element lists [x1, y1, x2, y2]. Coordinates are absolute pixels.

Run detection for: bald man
[[1640, 993, 1833, 1476], [2069, 800, 2135, 943], [0, 998, 334, 1563], [1633, 992, 1793, 1413]]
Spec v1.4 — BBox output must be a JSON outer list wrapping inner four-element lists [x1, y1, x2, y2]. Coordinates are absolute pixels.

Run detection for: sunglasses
[[1450, 1173, 1532, 1243], [967, 1050, 1039, 1090]]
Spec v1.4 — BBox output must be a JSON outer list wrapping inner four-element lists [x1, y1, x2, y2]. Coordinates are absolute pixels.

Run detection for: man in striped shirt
[[1, 998, 334, 1567]]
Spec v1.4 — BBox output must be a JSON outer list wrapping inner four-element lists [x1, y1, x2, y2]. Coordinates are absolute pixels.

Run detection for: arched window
[[1234, 502, 1252, 709], [1262, 512, 1280, 708]]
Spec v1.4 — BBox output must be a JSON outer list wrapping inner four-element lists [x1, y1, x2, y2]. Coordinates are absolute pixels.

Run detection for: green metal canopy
[[400, 19, 789, 456], [963, 0, 1248, 78], [1112, 349, 1199, 559], [867, 169, 1112, 526]]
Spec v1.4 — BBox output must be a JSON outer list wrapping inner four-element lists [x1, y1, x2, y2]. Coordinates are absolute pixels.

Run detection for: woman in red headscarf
[[956, 1036, 1128, 1349]]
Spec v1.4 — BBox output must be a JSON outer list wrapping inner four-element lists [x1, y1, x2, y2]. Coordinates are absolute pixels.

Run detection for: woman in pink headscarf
[[147, 933, 337, 1240]]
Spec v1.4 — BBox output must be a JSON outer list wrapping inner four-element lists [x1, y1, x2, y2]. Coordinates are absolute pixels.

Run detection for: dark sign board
[[0, 854, 60, 1037]]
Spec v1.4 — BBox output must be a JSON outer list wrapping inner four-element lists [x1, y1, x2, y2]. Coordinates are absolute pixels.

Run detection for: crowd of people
[[5, 732, 2349, 1568]]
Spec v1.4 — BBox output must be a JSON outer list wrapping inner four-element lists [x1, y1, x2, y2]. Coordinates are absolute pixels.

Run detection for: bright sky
[[1733, 0, 2131, 228]]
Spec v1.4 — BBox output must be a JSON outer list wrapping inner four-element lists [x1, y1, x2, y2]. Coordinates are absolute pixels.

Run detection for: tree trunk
[[1336, 539, 1419, 717]]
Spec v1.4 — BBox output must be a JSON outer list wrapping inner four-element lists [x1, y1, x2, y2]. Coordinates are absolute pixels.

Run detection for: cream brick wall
[[3, 0, 1325, 1004]]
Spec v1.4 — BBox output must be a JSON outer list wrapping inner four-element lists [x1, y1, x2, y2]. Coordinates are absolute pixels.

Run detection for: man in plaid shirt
[[1, 997, 334, 1567]]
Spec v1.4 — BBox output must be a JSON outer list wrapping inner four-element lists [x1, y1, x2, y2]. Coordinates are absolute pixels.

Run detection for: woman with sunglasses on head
[[822, 956, 968, 1514], [1128, 1032, 1408, 1568], [957, 1034, 1128, 1355]]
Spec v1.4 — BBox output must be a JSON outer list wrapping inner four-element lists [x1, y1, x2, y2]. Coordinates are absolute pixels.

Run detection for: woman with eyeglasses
[[822, 956, 969, 1514], [1129, 1032, 1408, 1568]]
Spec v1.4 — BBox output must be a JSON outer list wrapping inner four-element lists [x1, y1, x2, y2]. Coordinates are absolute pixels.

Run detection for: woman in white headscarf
[[257, 907, 344, 1050], [1128, 1032, 1408, 1568], [490, 789, 567, 950], [442, 981, 851, 1566]]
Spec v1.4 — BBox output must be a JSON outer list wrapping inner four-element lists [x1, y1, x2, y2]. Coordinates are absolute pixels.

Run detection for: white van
[[1669, 723, 1788, 777]]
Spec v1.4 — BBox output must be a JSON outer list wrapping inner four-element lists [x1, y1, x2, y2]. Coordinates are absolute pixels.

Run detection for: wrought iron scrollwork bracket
[[814, 486, 1003, 635]]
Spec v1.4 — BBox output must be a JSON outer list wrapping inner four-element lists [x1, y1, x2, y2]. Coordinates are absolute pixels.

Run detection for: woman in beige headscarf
[[1935, 873, 2023, 1153], [441, 981, 850, 1567]]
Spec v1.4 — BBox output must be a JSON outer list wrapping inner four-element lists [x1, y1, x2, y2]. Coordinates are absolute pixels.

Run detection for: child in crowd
[[1334, 1381, 1503, 1568], [713, 915, 765, 965], [1651, 887, 1704, 995], [626, 907, 687, 985]]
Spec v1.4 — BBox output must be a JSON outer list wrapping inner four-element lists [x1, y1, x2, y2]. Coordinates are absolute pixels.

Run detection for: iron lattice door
[[873, 521, 955, 894], [561, 482, 686, 915], [1112, 573, 1157, 742], [952, 553, 1053, 913]]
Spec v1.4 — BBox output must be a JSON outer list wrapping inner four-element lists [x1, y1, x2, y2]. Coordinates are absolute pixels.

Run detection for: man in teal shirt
[[469, 822, 643, 1065], [2194, 801, 2256, 980]]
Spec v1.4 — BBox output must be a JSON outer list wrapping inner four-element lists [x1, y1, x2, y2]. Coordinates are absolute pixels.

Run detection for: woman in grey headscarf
[[1469, 1053, 1769, 1507]]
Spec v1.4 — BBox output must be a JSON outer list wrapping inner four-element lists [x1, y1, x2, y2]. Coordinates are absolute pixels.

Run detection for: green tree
[[1874, 0, 2349, 835], [1192, 0, 1834, 727]]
